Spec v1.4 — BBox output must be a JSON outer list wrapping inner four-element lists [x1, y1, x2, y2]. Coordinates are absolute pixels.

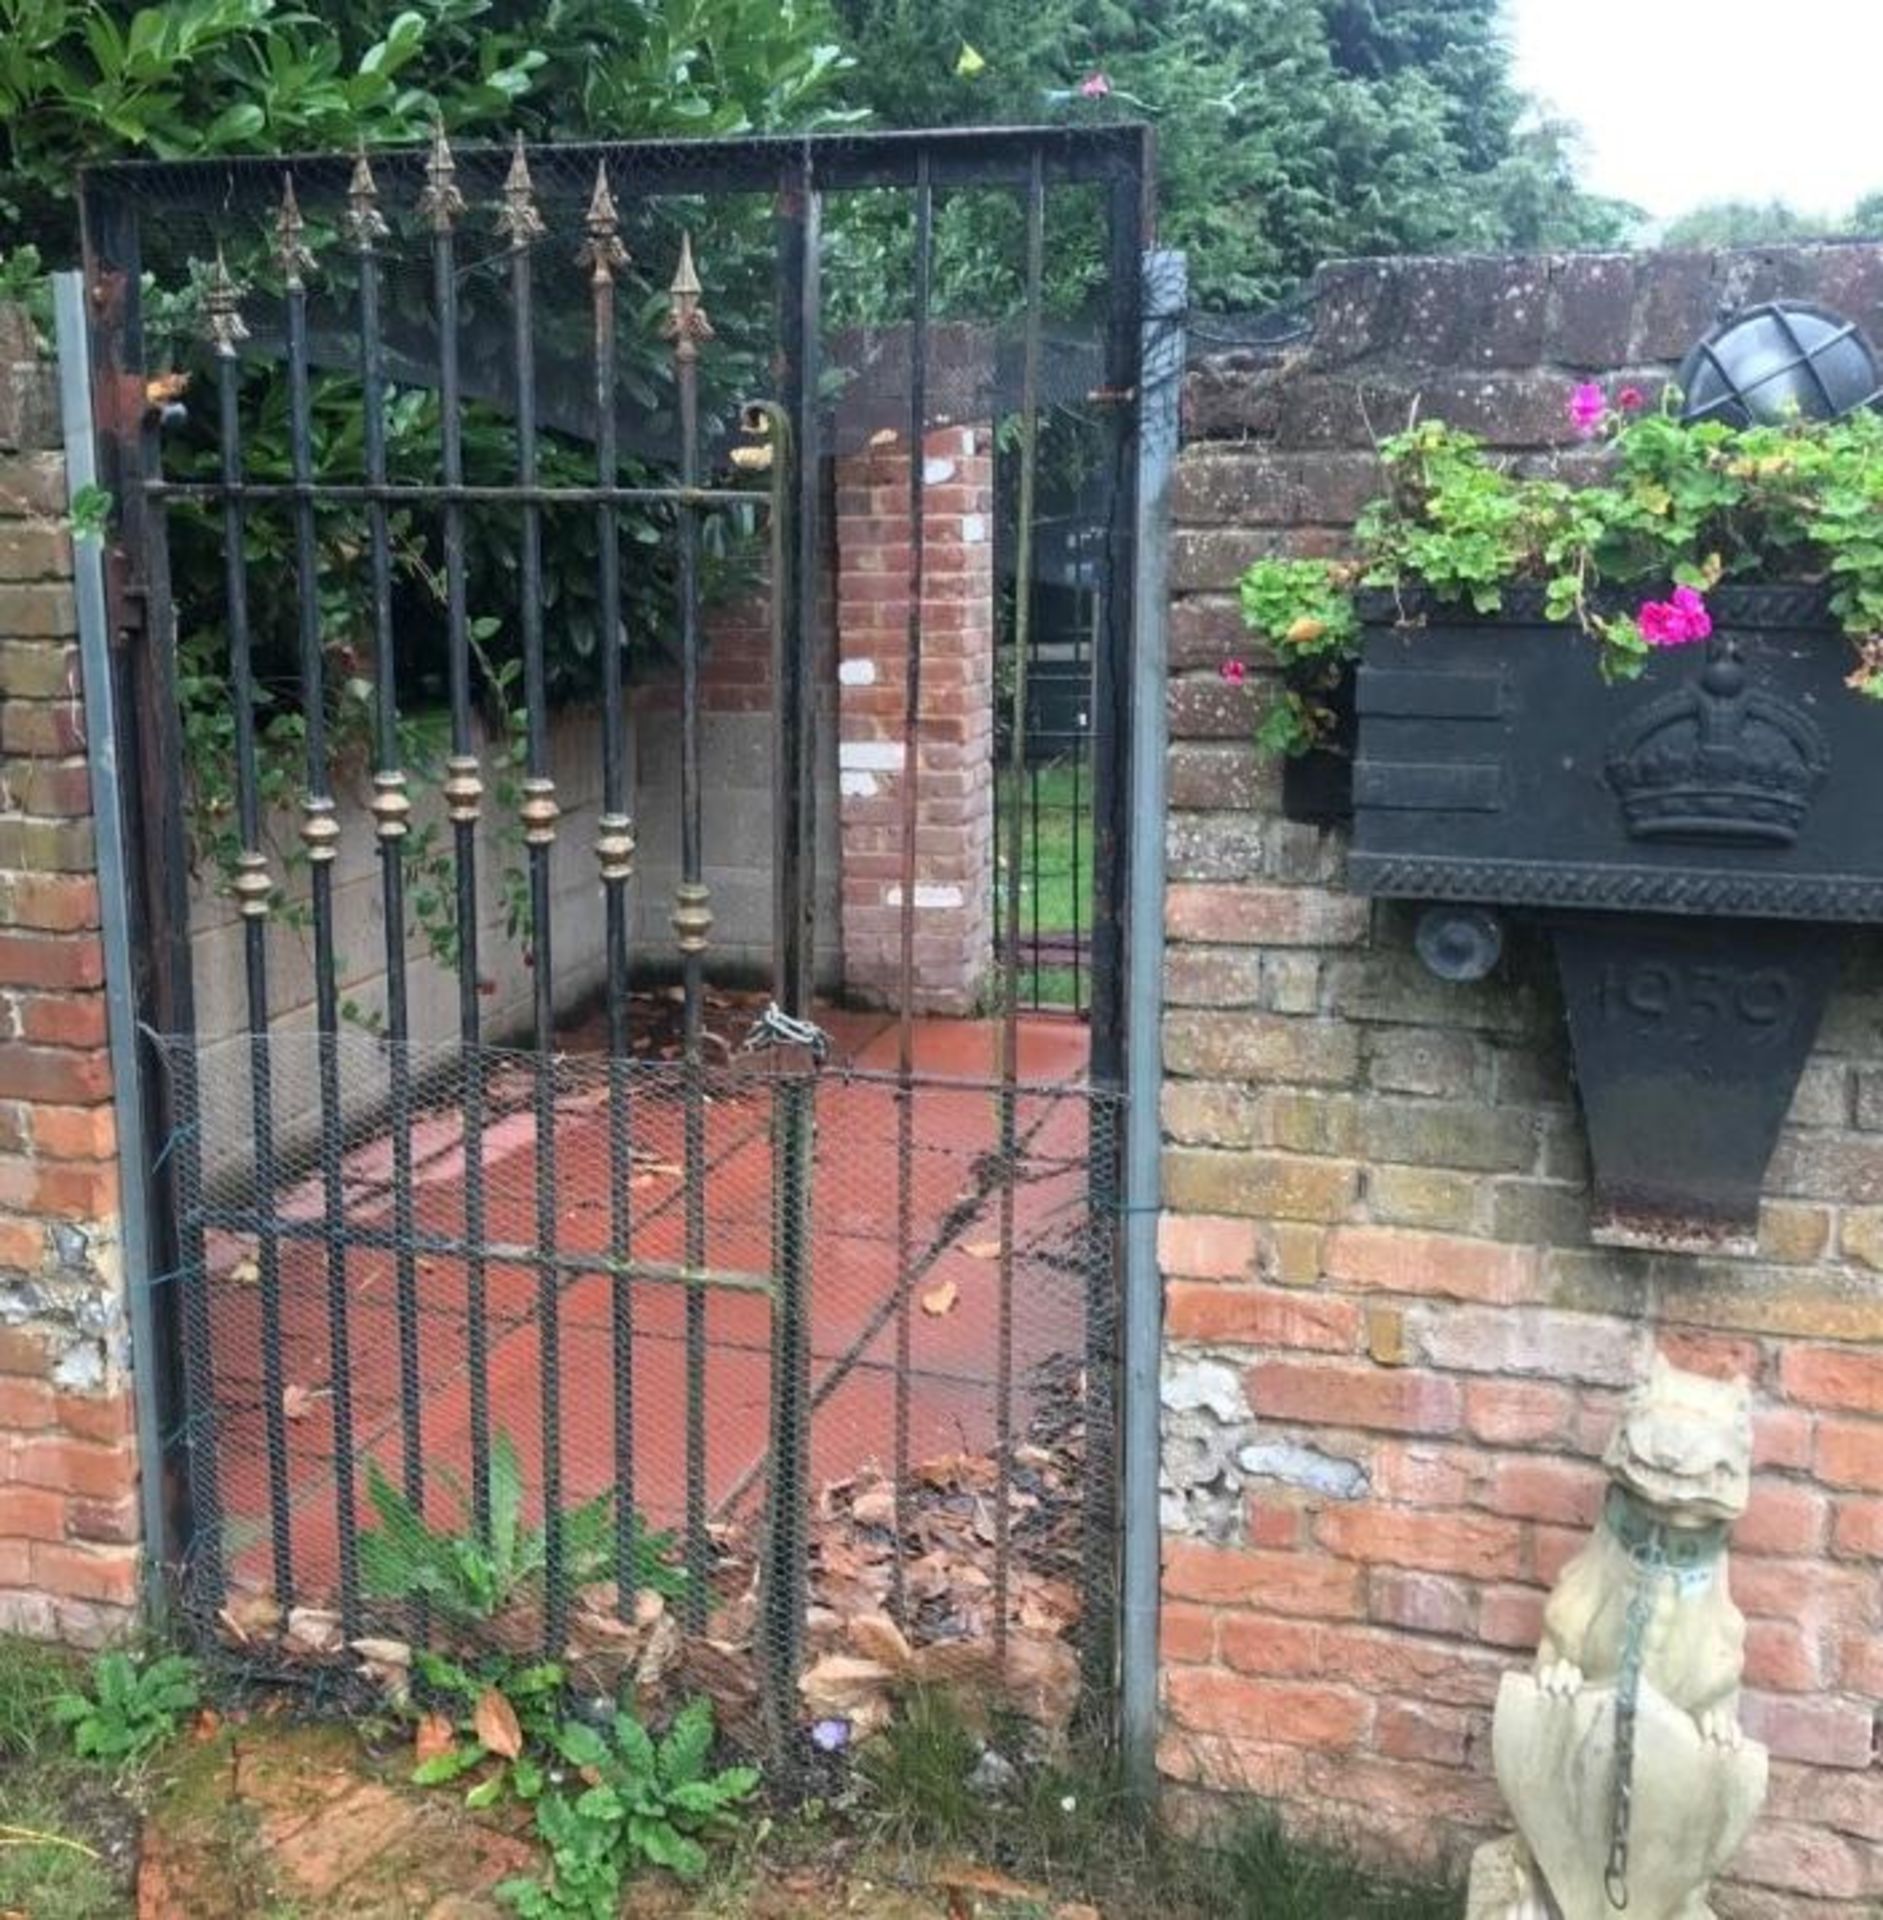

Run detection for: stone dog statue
[[1468, 1356, 1768, 1919]]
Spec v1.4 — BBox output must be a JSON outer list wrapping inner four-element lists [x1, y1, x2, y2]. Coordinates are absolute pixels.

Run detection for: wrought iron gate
[[81, 126, 1151, 1753]]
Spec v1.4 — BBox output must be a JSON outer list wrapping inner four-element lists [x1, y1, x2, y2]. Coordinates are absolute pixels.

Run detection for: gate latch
[[740, 1002, 830, 1064]]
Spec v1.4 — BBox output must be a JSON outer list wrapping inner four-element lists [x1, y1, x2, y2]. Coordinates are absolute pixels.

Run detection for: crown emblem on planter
[[1605, 641, 1830, 846]]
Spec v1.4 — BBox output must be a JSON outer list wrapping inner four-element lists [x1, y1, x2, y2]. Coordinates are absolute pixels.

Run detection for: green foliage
[[50, 1651, 198, 1767], [359, 1430, 685, 1624], [1238, 397, 1883, 754], [0, 1635, 78, 1761], [497, 1698, 758, 1915], [831, 0, 1635, 310], [857, 1684, 982, 1851]]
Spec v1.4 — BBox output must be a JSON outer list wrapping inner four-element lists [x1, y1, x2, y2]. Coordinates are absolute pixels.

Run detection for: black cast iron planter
[[1342, 585, 1881, 1252]]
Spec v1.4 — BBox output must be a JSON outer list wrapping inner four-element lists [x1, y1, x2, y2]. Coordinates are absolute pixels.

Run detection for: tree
[[1660, 201, 1829, 249], [829, 0, 1638, 310]]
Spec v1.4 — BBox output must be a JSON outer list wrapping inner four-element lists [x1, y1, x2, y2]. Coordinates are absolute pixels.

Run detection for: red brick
[[1160, 1601, 1216, 1664], [30, 1541, 137, 1607], [1376, 1699, 1477, 1768], [1156, 1731, 1307, 1799], [0, 1485, 65, 1540], [1530, 1525, 1585, 1586], [1243, 1499, 1303, 1549], [1162, 1539, 1364, 1618], [1653, 1328, 1764, 1381], [12, 1436, 134, 1501], [1246, 1359, 1460, 1436], [1816, 1418, 1883, 1491], [15, 991, 106, 1048], [1165, 882, 1369, 947], [1740, 1691, 1876, 1768], [30, 1104, 115, 1161], [66, 1494, 139, 1545], [1479, 1584, 1546, 1649], [1463, 1379, 1575, 1446], [0, 1326, 49, 1374], [1781, 1344, 1883, 1413], [1165, 1668, 1369, 1749], [1372, 1442, 1482, 1508], [1731, 1556, 1874, 1628], [0, 1538, 29, 1585], [0, 1214, 40, 1270], [1157, 1213, 1257, 1281], [0, 932, 104, 991], [1487, 1457, 1603, 1527], [1830, 1496, 1883, 1556], [1322, 1226, 1533, 1305], [1166, 1282, 1358, 1350], [0, 1155, 116, 1219], [1752, 1405, 1814, 1471], [0, 1045, 110, 1105], [1735, 1481, 1828, 1556], [1838, 1629, 1883, 1697], [1368, 1568, 1473, 1638], [0, 873, 98, 932], [1216, 1612, 1319, 1676], [1315, 1505, 1527, 1579], [0, 1375, 53, 1429], [53, 1391, 132, 1445], [1742, 1618, 1825, 1692]]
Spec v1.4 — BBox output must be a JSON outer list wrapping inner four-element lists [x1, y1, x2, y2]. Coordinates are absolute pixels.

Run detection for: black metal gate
[[80, 127, 1151, 1753]]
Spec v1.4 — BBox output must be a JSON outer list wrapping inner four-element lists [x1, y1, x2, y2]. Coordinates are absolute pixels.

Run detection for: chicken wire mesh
[[148, 1028, 1119, 1756]]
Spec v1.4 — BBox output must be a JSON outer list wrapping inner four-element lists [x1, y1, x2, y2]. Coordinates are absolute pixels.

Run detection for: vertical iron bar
[[1071, 721, 1084, 1014], [353, 155, 426, 1636], [286, 175, 361, 1631], [1084, 135, 1153, 1715], [81, 186, 223, 1613], [500, 140, 566, 1655], [890, 151, 932, 1628], [582, 166, 640, 1616], [995, 150, 1046, 1671], [761, 148, 821, 1755], [205, 256, 293, 1606], [1030, 758, 1042, 1006], [667, 231, 715, 1631], [422, 129, 494, 1544]]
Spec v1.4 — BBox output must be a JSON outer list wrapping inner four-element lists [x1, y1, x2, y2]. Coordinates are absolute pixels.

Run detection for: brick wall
[[835, 425, 995, 1015], [1159, 248, 1883, 1915], [0, 303, 141, 1644]]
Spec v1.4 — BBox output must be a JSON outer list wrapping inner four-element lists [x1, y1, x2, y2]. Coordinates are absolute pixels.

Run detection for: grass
[[0, 1637, 136, 1919], [996, 761, 1095, 1012], [857, 1688, 1458, 1920]]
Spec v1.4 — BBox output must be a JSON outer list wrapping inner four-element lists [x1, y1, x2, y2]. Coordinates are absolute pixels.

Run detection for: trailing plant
[[50, 1650, 199, 1766], [359, 1430, 686, 1625], [1238, 388, 1883, 754]]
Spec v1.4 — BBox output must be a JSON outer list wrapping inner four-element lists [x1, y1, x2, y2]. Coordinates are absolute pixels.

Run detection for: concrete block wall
[[1159, 247, 1883, 1914], [834, 425, 995, 1015], [0, 306, 140, 1644]]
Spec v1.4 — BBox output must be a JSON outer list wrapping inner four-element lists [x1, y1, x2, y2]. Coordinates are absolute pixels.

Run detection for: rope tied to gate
[[740, 1001, 830, 1064]]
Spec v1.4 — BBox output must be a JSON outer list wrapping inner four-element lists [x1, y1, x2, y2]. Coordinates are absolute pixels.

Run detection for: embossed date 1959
[[1596, 961, 1799, 1045]]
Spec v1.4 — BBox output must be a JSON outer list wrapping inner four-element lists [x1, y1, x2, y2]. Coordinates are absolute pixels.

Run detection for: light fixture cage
[[1678, 299, 1883, 427]]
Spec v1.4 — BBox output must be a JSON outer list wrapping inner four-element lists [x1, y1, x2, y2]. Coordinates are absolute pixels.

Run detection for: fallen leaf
[[282, 1384, 326, 1422], [474, 1688, 523, 1760], [351, 1636, 412, 1668], [284, 1606, 344, 1656], [846, 1612, 913, 1673], [921, 1280, 959, 1317], [798, 1653, 895, 1719], [415, 1712, 456, 1765], [850, 1487, 896, 1529], [227, 1258, 260, 1286], [934, 1862, 1048, 1903], [962, 1240, 1002, 1261]]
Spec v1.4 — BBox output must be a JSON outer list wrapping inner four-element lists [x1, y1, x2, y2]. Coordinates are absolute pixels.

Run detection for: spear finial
[[578, 162, 629, 285], [664, 231, 713, 361], [497, 133, 545, 250], [418, 121, 464, 233], [203, 249, 248, 358], [275, 175, 314, 290], [345, 146, 388, 252]]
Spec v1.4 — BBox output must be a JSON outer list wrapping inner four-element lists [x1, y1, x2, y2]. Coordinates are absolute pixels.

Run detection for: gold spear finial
[[344, 146, 388, 251], [275, 175, 314, 290], [578, 162, 630, 285], [664, 231, 713, 361], [497, 133, 545, 250], [417, 121, 464, 233], [203, 250, 248, 358]]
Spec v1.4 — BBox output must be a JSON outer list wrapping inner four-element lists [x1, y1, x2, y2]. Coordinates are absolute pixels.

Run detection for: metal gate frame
[[76, 124, 1161, 1761]]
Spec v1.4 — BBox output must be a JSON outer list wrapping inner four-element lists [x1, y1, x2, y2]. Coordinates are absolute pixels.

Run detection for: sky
[[1510, 0, 1883, 224]]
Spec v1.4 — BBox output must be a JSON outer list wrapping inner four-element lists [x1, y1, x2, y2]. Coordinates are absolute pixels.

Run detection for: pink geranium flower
[[1079, 71, 1112, 98], [1617, 385, 1645, 412], [1638, 585, 1713, 648], [1568, 381, 1607, 437], [1219, 658, 1247, 684]]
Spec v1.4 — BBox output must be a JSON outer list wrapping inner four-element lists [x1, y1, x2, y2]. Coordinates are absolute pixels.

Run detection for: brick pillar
[[834, 425, 994, 1014], [0, 303, 141, 1643]]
